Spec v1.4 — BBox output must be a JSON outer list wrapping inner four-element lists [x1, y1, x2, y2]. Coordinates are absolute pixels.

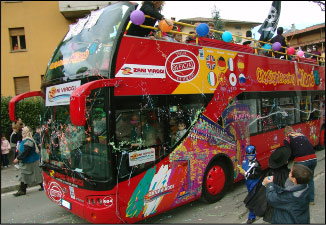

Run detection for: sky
[[135, 1, 325, 39]]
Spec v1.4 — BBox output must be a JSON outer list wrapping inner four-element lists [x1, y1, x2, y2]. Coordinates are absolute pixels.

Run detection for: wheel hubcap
[[206, 165, 226, 195]]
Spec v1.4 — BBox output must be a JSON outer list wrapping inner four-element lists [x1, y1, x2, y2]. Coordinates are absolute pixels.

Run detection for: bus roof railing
[[133, 17, 325, 65]]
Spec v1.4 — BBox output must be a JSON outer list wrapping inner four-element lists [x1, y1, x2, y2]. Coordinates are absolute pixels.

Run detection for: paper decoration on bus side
[[63, 7, 104, 42], [63, 16, 90, 42], [84, 8, 105, 29]]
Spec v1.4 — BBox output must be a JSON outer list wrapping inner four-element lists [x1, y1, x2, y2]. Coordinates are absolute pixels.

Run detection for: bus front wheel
[[202, 160, 229, 203]]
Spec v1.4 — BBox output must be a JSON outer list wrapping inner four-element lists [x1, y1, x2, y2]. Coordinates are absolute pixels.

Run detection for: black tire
[[202, 160, 230, 203]]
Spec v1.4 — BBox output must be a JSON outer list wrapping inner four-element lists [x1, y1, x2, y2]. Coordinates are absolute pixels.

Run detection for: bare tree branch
[[311, 1, 325, 11]]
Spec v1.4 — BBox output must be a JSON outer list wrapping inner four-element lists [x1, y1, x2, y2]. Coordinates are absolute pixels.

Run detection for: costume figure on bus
[[239, 145, 262, 224], [269, 27, 288, 59], [127, 1, 172, 38]]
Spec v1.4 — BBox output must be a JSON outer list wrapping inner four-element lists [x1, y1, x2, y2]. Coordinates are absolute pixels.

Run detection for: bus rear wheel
[[202, 160, 229, 203]]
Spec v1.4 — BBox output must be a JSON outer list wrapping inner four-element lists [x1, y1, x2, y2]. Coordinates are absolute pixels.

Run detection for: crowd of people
[[1, 118, 43, 196], [125, 1, 324, 64], [240, 125, 317, 224]]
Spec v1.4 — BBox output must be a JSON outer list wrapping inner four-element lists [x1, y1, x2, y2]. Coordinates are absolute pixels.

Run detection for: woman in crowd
[[13, 126, 43, 196]]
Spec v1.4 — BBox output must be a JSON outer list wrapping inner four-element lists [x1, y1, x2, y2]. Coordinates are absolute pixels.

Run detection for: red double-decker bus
[[9, 2, 325, 223]]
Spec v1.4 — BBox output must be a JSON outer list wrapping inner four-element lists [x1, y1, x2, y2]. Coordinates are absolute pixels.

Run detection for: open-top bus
[[9, 2, 325, 223]]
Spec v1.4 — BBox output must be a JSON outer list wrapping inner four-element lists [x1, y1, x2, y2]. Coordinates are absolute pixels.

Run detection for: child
[[175, 120, 187, 143], [263, 164, 312, 224], [1, 134, 11, 168], [239, 145, 262, 224]]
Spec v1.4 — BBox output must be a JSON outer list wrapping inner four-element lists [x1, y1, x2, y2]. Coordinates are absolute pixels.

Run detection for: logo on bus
[[165, 50, 199, 83], [103, 196, 113, 207], [48, 182, 64, 204], [121, 67, 133, 75]]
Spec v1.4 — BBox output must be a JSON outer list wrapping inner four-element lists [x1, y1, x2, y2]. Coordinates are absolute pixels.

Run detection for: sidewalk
[[1, 165, 38, 193], [1, 165, 20, 193]]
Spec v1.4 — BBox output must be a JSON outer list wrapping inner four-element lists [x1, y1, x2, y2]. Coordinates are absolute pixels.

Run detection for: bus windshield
[[45, 2, 131, 82], [41, 88, 110, 182]]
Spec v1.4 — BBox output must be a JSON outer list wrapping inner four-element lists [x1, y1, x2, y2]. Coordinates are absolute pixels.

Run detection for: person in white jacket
[[1, 133, 11, 168]]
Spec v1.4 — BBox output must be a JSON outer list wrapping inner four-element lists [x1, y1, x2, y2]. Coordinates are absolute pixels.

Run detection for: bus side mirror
[[9, 91, 44, 122], [70, 79, 122, 126]]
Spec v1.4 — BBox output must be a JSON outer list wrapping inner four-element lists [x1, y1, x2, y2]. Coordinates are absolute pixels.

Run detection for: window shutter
[[14, 76, 30, 95]]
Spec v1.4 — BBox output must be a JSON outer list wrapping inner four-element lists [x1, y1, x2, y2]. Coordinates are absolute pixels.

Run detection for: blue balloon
[[196, 23, 209, 37], [222, 31, 232, 42], [263, 44, 271, 50]]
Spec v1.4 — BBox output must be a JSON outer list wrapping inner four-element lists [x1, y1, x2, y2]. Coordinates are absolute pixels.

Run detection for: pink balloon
[[297, 50, 304, 58], [287, 47, 295, 55]]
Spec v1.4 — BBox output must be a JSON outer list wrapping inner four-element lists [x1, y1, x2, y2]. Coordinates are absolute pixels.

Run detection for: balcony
[[59, 1, 118, 19]]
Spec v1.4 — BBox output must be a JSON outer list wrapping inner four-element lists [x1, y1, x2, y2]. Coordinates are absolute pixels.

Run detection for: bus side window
[[311, 95, 321, 120], [279, 97, 295, 127], [300, 96, 311, 121], [294, 96, 301, 123]]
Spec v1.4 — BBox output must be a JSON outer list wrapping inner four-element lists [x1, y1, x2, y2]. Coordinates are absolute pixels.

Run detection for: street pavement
[[1, 150, 324, 224]]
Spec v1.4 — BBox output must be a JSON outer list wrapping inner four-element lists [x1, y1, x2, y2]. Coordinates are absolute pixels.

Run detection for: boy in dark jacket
[[263, 164, 312, 224]]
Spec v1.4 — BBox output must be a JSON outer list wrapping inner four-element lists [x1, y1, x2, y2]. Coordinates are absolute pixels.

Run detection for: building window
[[9, 28, 26, 51], [14, 76, 30, 95], [235, 32, 242, 43]]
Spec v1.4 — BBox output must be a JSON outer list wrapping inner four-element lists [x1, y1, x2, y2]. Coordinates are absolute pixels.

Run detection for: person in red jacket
[[283, 126, 317, 205]]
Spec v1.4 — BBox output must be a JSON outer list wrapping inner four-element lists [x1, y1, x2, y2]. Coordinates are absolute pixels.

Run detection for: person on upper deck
[[242, 31, 255, 48], [127, 1, 172, 38], [269, 27, 288, 59]]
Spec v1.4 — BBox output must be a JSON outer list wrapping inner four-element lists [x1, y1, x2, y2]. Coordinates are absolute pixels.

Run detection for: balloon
[[297, 50, 304, 57], [159, 19, 173, 32], [272, 42, 281, 51], [222, 31, 232, 42], [262, 44, 271, 50], [130, 10, 145, 25], [196, 23, 209, 37], [287, 47, 295, 55]]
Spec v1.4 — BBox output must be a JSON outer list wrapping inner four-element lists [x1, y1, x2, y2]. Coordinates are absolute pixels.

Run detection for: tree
[[211, 5, 224, 40], [312, 1, 325, 11]]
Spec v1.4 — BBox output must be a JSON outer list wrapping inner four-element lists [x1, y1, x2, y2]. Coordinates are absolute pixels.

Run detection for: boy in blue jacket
[[263, 164, 312, 224], [239, 145, 262, 224]]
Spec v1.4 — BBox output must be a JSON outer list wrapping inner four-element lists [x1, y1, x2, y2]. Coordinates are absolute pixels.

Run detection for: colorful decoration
[[130, 10, 145, 25], [208, 71, 217, 87], [297, 50, 304, 58], [272, 42, 281, 51], [239, 74, 246, 86], [262, 44, 271, 51], [222, 31, 232, 42], [196, 23, 209, 37], [206, 55, 216, 70], [159, 20, 173, 32], [217, 56, 226, 71], [286, 47, 295, 55]]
